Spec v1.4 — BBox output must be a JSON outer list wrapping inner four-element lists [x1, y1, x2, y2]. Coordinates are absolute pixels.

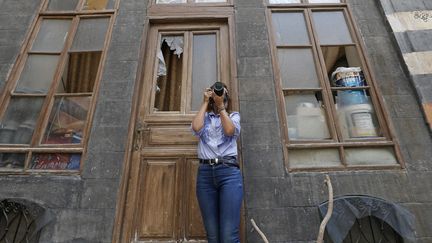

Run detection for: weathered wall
[[0, 0, 147, 242], [236, 0, 432, 242], [1, 0, 432, 242], [379, 0, 432, 130]]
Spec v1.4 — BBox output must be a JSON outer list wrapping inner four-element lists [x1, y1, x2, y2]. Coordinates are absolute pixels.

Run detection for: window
[[267, 3, 403, 170], [146, 23, 230, 115], [0, 0, 115, 173]]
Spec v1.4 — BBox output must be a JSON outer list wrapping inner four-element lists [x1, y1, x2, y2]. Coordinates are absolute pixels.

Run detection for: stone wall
[[0, 0, 147, 242], [236, 0, 432, 242], [379, 0, 432, 130]]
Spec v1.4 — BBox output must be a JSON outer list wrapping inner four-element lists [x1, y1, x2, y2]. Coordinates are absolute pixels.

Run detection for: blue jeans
[[196, 164, 243, 243]]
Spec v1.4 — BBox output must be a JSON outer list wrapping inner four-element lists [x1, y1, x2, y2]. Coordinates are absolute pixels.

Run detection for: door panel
[[137, 159, 179, 239], [185, 159, 206, 239]]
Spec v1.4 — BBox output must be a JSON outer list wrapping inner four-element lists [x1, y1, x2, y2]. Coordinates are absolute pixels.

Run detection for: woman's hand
[[204, 89, 213, 103], [212, 90, 225, 109]]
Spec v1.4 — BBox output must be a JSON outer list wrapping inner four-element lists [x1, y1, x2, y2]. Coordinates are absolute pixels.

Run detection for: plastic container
[[296, 103, 330, 139], [344, 103, 377, 138]]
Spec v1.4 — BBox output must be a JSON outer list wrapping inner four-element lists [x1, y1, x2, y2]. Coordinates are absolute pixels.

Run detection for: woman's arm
[[213, 92, 235, 136], [192, 89, 212, 132]]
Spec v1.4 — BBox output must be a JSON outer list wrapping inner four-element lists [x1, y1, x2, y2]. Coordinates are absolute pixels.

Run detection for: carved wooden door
[[121, 21, 232, 242]]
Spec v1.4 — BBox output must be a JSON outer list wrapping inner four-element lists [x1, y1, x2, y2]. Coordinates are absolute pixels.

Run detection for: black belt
[[199, 157, 239, 168]]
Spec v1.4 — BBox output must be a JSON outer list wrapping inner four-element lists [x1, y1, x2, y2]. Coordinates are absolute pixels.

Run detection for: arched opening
[[0, 199, 53, 243], [341, 216, 403, 243], [319, 195, 416, 243]]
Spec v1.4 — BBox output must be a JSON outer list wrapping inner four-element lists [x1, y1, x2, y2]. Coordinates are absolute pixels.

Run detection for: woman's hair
[[207, 82, 230, 113]]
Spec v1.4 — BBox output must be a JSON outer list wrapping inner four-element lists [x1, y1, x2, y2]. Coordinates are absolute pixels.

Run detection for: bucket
[[331, 67, 365, 87], [344, 103, 377, 137]]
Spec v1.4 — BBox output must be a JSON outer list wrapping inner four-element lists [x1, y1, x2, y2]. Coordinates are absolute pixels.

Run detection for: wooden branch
[[317, 175, 334, 243], [250, 219, 269, 243]]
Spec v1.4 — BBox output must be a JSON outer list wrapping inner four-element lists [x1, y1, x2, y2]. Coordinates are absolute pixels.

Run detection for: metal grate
[[342, 216, 404, 243], [0, 199, 52, 243]]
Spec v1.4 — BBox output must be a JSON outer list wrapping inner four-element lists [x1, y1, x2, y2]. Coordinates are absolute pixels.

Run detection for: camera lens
[[213, 82, 224, 96]]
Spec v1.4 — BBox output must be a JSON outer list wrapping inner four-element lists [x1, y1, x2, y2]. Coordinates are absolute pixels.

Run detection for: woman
[[191, 82, 243, 243]]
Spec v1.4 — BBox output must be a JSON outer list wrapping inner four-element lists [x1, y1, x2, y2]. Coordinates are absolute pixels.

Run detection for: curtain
[[64, 52, 101, 93], [155, 41, 182, 111]]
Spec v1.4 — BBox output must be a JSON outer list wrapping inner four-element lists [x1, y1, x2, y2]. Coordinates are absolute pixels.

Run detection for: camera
[[212, 82, 224, 96]]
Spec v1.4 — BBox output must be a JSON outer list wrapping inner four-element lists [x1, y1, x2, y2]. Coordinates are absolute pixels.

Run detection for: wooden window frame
[[266, 4, 405, 172], [267, 0, 346, 6], [0, 0, 119, 175], [150, 0, 233, 7]]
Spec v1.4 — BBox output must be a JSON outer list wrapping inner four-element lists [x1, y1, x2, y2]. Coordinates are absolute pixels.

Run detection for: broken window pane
[[285, 91, 331, 140], [289, 148, 340, 168], [42, 96, 90, 145], [312, 11, 353, 44], [82, 0, 115, 10], [71, 18, 109, 51], [345, 147, 397, 165], [30, 153, 81, 170], [0, 97, 44, 144], [156, 0, 186, 3], [0, 153, 26, 169], [57, 52, 102, 93], [191, 34, 217, 111], [155, 36, 184, 111], [15, 54, 60, 93], [277, 48, 320, 88], [47, 0, 79, 11], [31, 19, 71, 52], [272, 12, 310, 45]]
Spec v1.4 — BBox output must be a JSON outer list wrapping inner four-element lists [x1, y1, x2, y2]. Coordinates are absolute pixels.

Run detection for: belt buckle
[[209, 158, 218, 166]]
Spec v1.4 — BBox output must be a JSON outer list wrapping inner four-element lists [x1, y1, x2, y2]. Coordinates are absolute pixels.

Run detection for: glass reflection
[[31, 153, 81, 170], [42, 96, 90, 144]]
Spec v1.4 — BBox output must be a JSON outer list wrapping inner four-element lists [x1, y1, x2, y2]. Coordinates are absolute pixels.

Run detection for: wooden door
[[121, 21, 233, 242]]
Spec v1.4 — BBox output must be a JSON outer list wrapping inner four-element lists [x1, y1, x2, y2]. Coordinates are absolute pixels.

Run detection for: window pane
[[15, 55, 60, 93], [47, 0, 79, 11], [57, 52, 102, 93], [285, 92, 331, 140], [277, 48, 320, 88], [289, 148, 341, 168], [345, 147, 397, 165], [322, 46, 364, 84], [82, 0, 115, 10], [32, 19, 71, 52], [269, 0, 301, 3], [156, 0, 186, 3], [0, 97, 44, 144], [272, 12, 310, 45], [42, 96, 90, 145], [0, 153, 26, 169], [312, 11, 353, 45], [31, 153, 81, 170], [70, 18, 109, 51], [308, 0, 340, 3], [336, 92, 381, 139], [155, 36, 184, 111], [191, 34, 217, 111]]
